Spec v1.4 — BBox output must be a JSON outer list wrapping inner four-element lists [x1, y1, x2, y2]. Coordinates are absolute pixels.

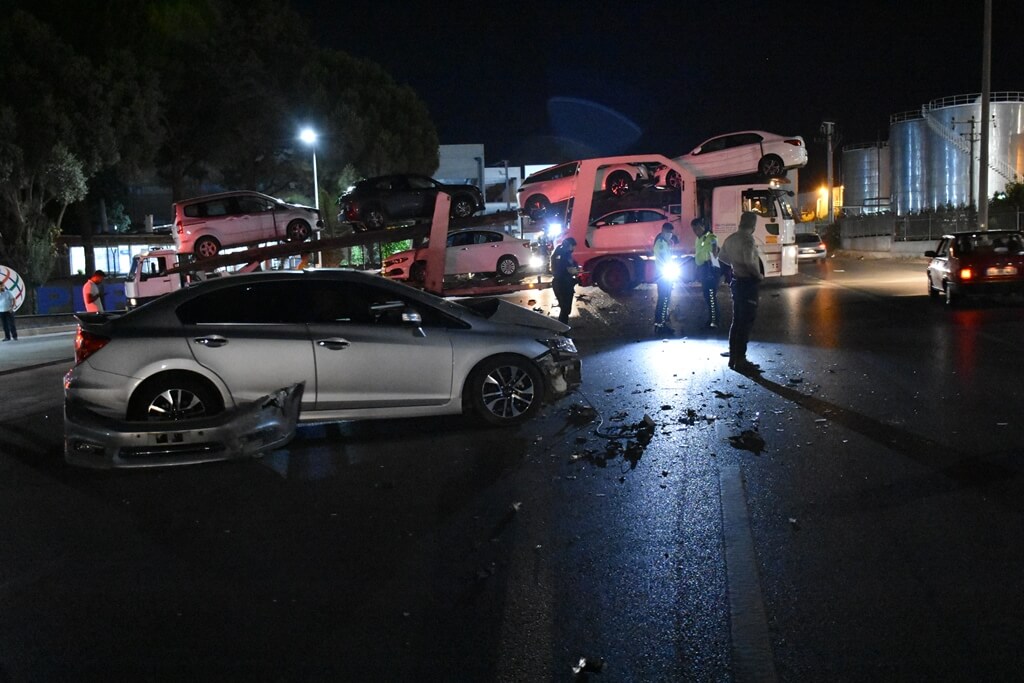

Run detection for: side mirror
[[924, 250, 937, 257]]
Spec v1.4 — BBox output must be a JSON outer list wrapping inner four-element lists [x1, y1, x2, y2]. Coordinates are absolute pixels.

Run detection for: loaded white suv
[[173, 190, 321, 259]]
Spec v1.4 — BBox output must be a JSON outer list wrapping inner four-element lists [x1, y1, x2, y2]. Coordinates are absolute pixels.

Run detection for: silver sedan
[[64, 270, 581, 467]]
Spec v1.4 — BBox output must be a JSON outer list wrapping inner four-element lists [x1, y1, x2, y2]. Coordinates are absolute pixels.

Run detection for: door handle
[[194, 335, 228, 348], [317, 338, 350, 350]]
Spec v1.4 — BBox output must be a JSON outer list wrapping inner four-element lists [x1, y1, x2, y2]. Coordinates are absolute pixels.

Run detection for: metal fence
[[837, 209, 1024, 243]]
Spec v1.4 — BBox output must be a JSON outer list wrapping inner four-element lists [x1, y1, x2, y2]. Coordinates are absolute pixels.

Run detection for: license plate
[[986, 265, 1018, 276]]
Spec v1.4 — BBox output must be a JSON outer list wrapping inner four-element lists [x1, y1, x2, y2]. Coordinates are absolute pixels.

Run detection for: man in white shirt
[[718, 212, 764, 373], [83, 270, 106, 313], [0, 286, 17, 341]]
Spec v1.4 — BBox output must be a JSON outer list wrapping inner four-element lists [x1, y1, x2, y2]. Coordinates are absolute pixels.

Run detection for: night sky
[[293, 1, 1023, 185]]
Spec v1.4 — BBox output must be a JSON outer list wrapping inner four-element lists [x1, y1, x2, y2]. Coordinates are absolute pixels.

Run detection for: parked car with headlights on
[[64, 270, 581, 467], [173, 191, 320, 259], [383, 229, 542, 282], [925, 230, 1024, 306], [337, 174, 485, 230]]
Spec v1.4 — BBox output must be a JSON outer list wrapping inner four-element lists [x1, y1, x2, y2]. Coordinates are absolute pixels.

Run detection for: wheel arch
[[126, 367, 231, 418], [460, 351, 547, 419]]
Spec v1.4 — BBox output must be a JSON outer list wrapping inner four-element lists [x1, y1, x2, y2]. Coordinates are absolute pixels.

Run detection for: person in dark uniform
[[653, 222, 678, 336], [550, 237, 579, 325]]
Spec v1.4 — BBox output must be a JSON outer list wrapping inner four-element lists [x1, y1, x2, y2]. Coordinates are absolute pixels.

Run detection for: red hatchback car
[[925, 230, 1024, 306]]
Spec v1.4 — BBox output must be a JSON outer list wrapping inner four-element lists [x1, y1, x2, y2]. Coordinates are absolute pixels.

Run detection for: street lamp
[[299, 127, 319, 211]]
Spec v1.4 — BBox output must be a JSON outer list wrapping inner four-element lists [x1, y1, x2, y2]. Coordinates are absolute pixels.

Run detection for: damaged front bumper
[[538, 354, 582, 401], [64, 383, 304, 469]]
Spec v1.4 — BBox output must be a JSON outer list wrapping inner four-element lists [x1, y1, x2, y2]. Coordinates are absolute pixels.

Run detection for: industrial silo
[[841, 142, 890, 214], [889, 111, 930, 215]]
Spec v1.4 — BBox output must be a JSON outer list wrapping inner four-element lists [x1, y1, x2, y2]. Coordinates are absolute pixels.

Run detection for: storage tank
[[889, 111, 929, 215], [841, 142, 890, 214], [885, 93, 1024, 215]]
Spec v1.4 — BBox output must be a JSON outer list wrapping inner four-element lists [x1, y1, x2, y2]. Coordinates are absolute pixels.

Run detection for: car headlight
[[539, 336, 577, 355]]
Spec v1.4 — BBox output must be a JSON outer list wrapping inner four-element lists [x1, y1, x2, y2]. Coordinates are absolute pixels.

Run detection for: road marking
[[720, 464, 777, 682]]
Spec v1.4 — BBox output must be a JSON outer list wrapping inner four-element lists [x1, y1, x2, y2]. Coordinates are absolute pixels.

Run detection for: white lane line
[[720, 464, 777, 682]]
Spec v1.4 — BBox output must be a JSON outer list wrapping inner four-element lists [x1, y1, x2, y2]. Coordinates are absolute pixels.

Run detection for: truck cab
[[704, 181, 798, 277], [125, 249, 183, 308]]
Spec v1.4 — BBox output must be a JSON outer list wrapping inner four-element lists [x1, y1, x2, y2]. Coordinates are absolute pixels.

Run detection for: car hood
[[461, 297, 570, 333]]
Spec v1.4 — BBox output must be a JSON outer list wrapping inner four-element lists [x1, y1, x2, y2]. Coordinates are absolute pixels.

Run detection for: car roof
[[173, 190, 274, 206], [941, 229, 1023, 238]]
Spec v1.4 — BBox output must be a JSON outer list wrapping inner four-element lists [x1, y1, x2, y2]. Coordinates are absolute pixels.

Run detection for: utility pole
[[952, 117, 981, 211], [978, 0, 992, 230], [820, 121, 836, 225]]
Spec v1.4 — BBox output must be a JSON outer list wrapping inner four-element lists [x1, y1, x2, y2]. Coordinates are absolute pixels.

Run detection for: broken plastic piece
[[573, 657, 605, 675]]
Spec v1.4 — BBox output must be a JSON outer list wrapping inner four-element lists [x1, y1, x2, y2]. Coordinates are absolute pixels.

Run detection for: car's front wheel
[[286, 219, 312, 242], [127, 373, 224, 421], [467, 355, 544, 426], [606, 171, 633, 196], [451, 197, 476, 219], [193, 236, 221, 259], [523, 195, 550, 221]]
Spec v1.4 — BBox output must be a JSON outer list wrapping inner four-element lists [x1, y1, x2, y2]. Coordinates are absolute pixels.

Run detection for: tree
[[0, 11, 122, 296]]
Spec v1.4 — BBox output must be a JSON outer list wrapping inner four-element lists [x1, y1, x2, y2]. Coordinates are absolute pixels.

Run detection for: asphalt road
[[1, 257, 1022, 681]]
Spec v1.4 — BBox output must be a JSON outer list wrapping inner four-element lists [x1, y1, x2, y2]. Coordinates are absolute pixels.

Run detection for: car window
[[526, 162, 579, 184], [236, 196, 271, 214], [204, 199, 232, 217], [697, 137, 727, 154], [734, 132, 763, 146], [406, 176, 437, 190], [637, 210, 666, 223], [177, 282, 311, 324], [479, 231, 503, 244], [448, 232, 474, 247], [934, 238, 950, 258]]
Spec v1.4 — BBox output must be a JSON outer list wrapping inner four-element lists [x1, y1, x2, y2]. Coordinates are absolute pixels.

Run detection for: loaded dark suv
[[337, 174, 485, 230]]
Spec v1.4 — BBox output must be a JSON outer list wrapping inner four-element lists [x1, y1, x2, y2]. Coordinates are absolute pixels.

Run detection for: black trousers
[[553, 280, 575, 324], [728, 277, 760, 360], [655, 278, 672, 326], [0, 311, 15, 340], [699, 263, 721, 325]]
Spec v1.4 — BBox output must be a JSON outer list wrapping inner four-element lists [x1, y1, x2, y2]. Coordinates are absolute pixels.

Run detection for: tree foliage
[[0, 0, 441, 281]]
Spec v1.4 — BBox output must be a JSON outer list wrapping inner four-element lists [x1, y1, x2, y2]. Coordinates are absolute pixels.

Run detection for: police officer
[[653, 222, 678, 336], [691, 217, 721, 328], [550, 237, 579, 325]]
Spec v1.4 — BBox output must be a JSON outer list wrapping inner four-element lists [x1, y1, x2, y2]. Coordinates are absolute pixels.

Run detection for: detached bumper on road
[[64, 383, 304, 469]]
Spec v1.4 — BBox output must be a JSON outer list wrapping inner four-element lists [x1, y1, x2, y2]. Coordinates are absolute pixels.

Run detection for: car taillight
[[176, 220, 183, 234], [784, 139, 803, 146], [75, 328, 110, 365], [959, 267, 974, 281]]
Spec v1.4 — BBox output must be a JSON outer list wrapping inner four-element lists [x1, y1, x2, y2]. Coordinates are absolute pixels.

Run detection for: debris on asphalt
[[788, 377, 803, 384], [728, 429, 766, 455], [573, 656, 605, 675], [567, 403, 598, 425], [789, 517, 800, 530], [660, 404, 672, 411], [714, 390, 735, 399]]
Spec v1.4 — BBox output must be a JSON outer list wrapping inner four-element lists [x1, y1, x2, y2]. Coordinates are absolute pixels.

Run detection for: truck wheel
[[194, 236, 221, 259], [364, 206, 386, 230], [127, 373, 224, 421], [496, 255, 519, 278], [286, 219, 312, 242], [524, 195, 550, 221], [451, 197, 475, 219], [595, 261, 631, 294], [466, 355, 544, 426], [606, 171, 633, 196], [758, 155, 785, 178]]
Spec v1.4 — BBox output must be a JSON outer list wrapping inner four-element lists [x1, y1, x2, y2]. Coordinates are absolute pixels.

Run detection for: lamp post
[[299, 127, 321, 267], [299, 127, 319, 211]]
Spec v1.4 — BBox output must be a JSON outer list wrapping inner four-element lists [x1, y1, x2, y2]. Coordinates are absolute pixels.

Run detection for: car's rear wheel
[[758, 155, 786, 178], [664, 170, 681, 189], [286, 219, 312, 242], [606, 171, 633, 196], [944, 282, 960, 307], [193, 236, 221, 259], [496, 255, 519, 278], [128, 373, 224, 421], [410, 261, 426, 282], [451, 197, 475, 219], [467, 355, 544, 426], [595, 260, 631, 294], [364, 205, 386, 230]]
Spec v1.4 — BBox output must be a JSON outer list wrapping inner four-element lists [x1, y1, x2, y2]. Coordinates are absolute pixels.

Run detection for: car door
[[234, 193, 276, 243], [405, 175, 442, 219], [303, 279, 455, 410], [177, 281, 317, 412], [927, 237, 951, 289]]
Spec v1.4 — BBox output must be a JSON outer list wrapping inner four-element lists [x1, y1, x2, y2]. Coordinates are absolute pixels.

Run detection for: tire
[[127, 373, 224, 421], [451, 196, 475, 219], [665, 170, 681, 190], [364, 205, 386, 230], [467, 355, 544, 426], [595, 260, 631, 294], [286, 219, 312, 242], [944, 282, 961, 307], [193, 236, 221, 259], [758, 155, 786, 178], [606, 170, 633, 197], [928, 276, 939, 298], [524, 195, 550, 221], [496, 255, 519, 278], [410, 261, 426, 282]]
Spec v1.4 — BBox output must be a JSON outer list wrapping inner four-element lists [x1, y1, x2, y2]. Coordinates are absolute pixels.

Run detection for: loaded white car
[[383, 228, 542, 281], [656, 130, 808, 186], [173, 190, 321, 259]]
